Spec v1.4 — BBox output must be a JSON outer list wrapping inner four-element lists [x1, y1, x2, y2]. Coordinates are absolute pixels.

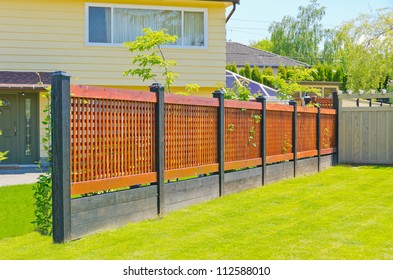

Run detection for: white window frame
[[85, 3, 208, 49]]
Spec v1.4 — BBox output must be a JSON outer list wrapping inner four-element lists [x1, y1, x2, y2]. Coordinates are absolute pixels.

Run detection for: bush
[[33, 174, 52, 235]]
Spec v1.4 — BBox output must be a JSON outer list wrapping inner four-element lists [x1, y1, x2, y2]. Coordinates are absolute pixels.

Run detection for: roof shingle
[[0, 71, 52, 89], [226, 42, 309, 68]]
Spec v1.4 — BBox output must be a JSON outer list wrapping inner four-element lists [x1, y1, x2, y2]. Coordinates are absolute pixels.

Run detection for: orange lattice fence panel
[[70, 86, 156, 195], [265, 104, 294, 163], [297, 107, 318, 158], [224, 100, 262, 170], [164, 94, 219, 180], [317, 98, 334, 109], [320, 109, 337, 154]]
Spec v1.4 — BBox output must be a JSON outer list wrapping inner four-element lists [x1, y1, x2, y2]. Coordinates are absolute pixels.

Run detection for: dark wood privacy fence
[[51, 72, 337, 242], [69, 86, 336, 196]]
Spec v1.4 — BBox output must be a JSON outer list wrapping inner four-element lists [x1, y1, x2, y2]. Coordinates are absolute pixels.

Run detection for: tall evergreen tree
[[251, 66, 262, 83], [244, 64, 252, 79]]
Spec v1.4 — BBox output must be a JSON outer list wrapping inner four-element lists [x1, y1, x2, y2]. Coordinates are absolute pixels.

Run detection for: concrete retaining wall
[[70, 154, 336, 239]]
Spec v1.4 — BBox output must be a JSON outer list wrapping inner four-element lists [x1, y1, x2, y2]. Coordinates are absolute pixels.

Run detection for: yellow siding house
[[0, 0, 236, 165]]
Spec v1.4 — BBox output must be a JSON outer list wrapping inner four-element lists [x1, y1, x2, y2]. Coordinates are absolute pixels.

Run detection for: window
[[86, 4, 207, 47], [0, 97, 11, 107]]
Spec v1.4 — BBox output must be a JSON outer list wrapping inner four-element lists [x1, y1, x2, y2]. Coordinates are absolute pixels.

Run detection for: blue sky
[[226, 0, 393, 45]]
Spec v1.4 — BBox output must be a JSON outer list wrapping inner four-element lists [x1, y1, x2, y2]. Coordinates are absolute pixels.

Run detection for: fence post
[[256, 96, 267, 185], [150, 83, 165, 215], [289, 100, 297, 178], [332, 91, 339, 164], [51, 71, 71, 244], [213, 89, 225, 196], [317, 106, 321, 172]]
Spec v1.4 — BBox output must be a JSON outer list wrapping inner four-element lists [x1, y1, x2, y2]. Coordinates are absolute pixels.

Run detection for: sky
[[225, 0, 393, 45]]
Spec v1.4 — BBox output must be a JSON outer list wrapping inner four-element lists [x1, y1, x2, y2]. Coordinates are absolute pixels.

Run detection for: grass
[[0, 184, 35, 239], [1, 165, 393, 259]]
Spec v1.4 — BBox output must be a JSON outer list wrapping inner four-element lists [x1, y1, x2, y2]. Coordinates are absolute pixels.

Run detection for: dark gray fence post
[[150, 83, 165, 215], [213, 90, 225, 196], [332, 91, 339, 164], [317, 106, 321, 172], [289, 100, 297, 178], [256, 96, 267, 186], [51, 71, 71, 244]]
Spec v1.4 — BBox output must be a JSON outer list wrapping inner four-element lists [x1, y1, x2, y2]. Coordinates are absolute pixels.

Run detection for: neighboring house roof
[[0, 71, 51, 89], [226, 42, 310, 68], [226, 70, 278, 100]]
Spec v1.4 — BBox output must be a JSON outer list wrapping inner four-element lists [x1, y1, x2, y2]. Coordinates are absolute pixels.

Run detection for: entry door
[[0, 93, 39, 164], [0, 95, 18, 163]]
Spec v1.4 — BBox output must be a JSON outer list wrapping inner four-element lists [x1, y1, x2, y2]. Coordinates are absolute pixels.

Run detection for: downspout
[[226, 0, 239, 23]]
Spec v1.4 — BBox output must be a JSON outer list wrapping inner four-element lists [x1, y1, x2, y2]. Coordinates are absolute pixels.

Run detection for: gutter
[[226, 0, 239, 23], [198, 0, 239, 23]]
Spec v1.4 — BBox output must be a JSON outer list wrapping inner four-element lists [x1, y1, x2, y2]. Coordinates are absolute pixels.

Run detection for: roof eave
[[0, 84, 49, 90]]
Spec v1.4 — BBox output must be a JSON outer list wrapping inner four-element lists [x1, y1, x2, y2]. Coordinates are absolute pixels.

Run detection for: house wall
[[0, 0, 227, 96]]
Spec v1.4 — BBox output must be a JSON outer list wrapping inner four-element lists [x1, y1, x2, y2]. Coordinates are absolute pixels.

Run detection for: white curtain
[[113, 8, 181, 45], [104, 8, 111, 43], [184, 12, 204, 46]]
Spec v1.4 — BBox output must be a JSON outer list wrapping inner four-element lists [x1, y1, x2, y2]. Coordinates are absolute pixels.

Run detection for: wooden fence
[[338, 92, 393, 164], [69, 87, 336, 196], [50, 72, 337, 242], [294, 97, 334, 109]]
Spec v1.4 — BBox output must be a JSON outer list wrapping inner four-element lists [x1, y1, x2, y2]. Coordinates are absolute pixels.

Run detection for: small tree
[[251, 66, 262, 83], [316, 64, 326, 81], [262, 67, 275, 87], [244, 64, 252, 79], [264, 66, 320, 100], [278, 65, 287, 80], [226, 63, 239, 74], [231, 63, 239, 74], [123, 28, 178, 93]]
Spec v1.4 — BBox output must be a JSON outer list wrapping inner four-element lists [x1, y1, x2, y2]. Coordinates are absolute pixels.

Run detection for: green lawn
[[0, 184, 35, 239], [1, 165, 393, 259]]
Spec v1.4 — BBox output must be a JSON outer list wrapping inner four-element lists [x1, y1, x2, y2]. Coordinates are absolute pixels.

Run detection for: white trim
[[85, 2, 208, 49]]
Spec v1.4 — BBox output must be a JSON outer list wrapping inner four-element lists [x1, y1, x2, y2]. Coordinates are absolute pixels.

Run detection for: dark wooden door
[[0, 93, 39, 165], [0, 95, 18, 164]]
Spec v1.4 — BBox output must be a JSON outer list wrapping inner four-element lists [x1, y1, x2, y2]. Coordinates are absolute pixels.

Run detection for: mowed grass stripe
[[1, 165, 392, 259]]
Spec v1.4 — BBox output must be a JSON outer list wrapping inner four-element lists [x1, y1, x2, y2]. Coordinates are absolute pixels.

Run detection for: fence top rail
[[70, 85, 157, 103], [341, 106, 393, 112], [337, 92, 393, 99], [224, 99, 262, 110], [266, 103, 294, 112], [320, 108, 337, 115], [165, 93, 219, 107]]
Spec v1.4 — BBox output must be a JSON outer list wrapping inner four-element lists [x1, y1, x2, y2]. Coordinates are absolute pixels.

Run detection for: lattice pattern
[[225, 108, 261, 162], [317, 98, 334, 109], [297, 112, 317, 152], [71, 98, 155, 183], [164, 104, 217, 170], [266, 110, 293, 156], [320, 113, 336, 149]]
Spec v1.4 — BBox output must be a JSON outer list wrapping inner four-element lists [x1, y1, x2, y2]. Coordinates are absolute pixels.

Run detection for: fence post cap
[[149, 83, 164, 92], [289, 100, 297, 106], [51, 71, 70, 77], [255, 95, 266, 102], [212, 89, 224, 98]]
